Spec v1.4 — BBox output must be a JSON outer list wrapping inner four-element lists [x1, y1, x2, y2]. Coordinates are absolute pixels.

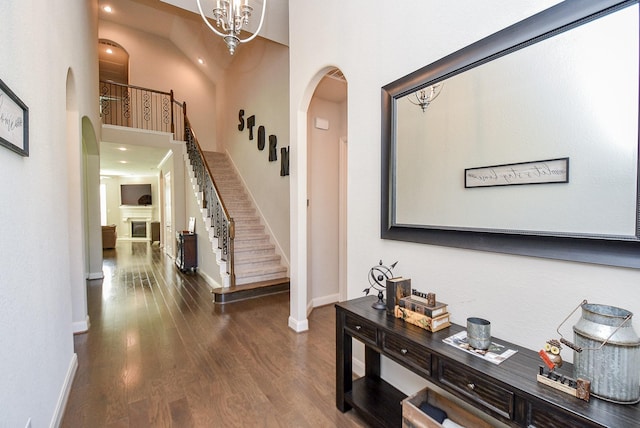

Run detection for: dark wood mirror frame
[[381, 0, 640, 269]]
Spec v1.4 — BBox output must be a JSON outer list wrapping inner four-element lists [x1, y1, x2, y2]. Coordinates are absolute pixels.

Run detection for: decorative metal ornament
[[364, 260, 398, 310], [196, 0, 267, 55], [407, 83, 444, 112]]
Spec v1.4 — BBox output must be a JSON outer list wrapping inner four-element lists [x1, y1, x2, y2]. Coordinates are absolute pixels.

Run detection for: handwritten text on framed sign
[[465, 158, 569, 188], [0, 78, 29, 157]]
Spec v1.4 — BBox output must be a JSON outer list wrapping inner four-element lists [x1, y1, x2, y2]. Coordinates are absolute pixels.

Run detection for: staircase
[[196, 151, 289, 303]]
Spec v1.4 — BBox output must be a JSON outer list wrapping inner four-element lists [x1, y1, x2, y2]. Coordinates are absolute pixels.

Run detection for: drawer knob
[[355, 325, 362, 330], [401, 348, 408, 355], [467, 383, 476, 390]]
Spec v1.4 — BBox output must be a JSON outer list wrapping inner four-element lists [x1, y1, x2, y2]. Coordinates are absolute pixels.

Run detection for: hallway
[[61, 242, 366, 427]]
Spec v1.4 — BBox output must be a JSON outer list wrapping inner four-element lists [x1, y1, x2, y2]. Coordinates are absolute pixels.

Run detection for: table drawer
[[527, 401, 600, 428], [438, 360, 514, 420], [382, 332, 431, 376], [345, 314, 377, 345]]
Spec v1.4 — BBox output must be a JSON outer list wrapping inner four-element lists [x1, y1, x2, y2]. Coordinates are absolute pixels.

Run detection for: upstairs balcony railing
[[99, 81, 235, 286], [99, 80, 185, 141]]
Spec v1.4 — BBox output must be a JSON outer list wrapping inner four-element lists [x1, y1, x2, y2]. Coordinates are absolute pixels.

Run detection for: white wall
[[99, 20, 219, 151], [289, 0, 640, 394], [184, 172, 224, 287], [224, 37, 291, 263], [0, 1, 99, 427]]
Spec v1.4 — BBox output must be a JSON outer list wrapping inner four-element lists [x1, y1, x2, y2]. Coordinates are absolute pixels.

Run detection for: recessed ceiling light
[[103, 5, 113, 13], [118, 147, 127, 151], [197, 57, 205, 65], [106, 48, 113, 54], [119, 161, 128, 164]]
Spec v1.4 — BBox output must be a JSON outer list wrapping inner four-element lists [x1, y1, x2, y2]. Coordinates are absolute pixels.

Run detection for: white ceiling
[[160, 0, 289, 46], [100, 141, 170, 177]]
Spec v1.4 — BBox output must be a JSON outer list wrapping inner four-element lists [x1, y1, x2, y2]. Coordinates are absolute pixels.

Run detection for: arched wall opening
[[307, 68, 348, 306], [82, 116, 103, 282], [289, 66, 348, 332], [66, 69, 89, 333], [98, 39, 129, 84]]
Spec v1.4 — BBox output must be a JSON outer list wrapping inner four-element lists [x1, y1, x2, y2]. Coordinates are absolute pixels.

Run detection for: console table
[[336, 297, 639, 427], [176, 232, 197, 273]]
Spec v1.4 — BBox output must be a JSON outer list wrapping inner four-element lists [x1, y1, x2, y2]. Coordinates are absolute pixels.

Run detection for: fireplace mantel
[[120, 205, 154, 222]]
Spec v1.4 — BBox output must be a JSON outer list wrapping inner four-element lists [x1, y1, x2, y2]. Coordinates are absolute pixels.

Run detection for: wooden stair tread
[[212, 278, 290, 304]]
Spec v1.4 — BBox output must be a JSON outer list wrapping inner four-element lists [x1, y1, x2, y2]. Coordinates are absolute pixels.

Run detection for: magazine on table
[[443, 330, 517, 365]]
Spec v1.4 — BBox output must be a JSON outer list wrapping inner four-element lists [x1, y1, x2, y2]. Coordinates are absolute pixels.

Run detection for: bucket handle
[[556, 299, 632, 353]]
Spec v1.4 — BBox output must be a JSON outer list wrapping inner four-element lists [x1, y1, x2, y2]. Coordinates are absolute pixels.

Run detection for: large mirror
[[381, 0, 640, 268]]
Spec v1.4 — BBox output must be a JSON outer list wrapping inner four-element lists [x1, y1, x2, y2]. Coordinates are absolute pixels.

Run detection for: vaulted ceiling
[[97, 0, 346, 177]]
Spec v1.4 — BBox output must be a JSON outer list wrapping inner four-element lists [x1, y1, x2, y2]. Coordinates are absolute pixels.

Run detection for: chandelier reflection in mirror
[[196, 0, 267, 55], [409, 83, 444, 112]]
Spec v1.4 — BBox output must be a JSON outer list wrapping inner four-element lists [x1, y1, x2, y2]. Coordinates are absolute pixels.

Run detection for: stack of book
[[394, 290, 451, 333]]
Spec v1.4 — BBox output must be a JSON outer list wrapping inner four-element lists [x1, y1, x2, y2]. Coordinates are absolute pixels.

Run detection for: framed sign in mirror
[[381, 0, 640, 268]]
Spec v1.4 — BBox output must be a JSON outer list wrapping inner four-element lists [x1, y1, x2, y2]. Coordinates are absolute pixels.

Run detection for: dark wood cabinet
[[176, 232, 197, 272], [151, 221, 160, 243], [336, 297, 640, 427]]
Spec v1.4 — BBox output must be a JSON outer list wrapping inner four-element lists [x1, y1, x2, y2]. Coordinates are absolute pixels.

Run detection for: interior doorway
[[98, 39, 129, 84], [164, 171, 173, 257], [307, 68, 348, 309]]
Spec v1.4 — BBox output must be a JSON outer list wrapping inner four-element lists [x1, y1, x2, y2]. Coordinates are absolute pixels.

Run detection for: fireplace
[[131, 221, 147, 238], [120, 206, 154, 240]]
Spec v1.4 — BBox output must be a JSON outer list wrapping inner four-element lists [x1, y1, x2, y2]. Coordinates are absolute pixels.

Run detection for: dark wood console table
[[336, 297, 639, 427]]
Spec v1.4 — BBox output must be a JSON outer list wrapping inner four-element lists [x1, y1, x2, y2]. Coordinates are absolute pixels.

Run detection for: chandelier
[[196, 0, 267, 55], [408, 83, 444, 112]]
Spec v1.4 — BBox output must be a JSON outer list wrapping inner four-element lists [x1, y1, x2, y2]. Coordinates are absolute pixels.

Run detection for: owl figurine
[[543, 339, 563, 368]]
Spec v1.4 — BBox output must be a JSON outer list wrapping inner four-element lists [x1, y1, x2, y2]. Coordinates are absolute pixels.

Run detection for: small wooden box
[[402, 387, 493, 428], [394, 306, 451, 333]]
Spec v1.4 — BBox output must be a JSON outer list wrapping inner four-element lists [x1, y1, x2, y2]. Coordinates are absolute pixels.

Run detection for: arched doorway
[[98, 40, 130, 127], [98, 39, 129, 84], [307, 68, 348, 308]]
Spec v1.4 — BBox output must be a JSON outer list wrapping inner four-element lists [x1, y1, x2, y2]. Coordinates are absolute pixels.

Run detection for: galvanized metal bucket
[[563, 302, 640, 404]]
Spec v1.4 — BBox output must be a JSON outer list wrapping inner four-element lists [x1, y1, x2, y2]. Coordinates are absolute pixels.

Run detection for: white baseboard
[[72, 316, 90, 334], [307, 293, 340, 316], [288, 316, 309, 332], [197, 270, 221, 290], [313, 293, 340, 309], [50, 353, 78, 428], [86, 271, 104, 280]]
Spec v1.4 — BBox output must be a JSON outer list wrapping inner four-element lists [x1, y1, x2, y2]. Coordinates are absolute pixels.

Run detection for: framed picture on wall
[[0, 78, 29, 157]]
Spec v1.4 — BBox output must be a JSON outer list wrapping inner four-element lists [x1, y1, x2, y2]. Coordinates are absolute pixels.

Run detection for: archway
[[289, 66, 348, 332], [307, 68, 348, 307], [98, 39, 129, 84], [66, 69, 89, 333]]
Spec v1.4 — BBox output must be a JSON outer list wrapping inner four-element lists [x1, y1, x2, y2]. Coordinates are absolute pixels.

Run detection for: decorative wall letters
[[238, 109, 289, 176], [280, 147, 289, 176]]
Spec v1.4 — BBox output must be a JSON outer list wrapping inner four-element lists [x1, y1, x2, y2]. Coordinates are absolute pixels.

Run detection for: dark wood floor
[[61, 242, 367, 427]]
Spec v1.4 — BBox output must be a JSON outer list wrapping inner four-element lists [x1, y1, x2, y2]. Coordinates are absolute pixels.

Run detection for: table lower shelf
[[345, 376, 407, 428]]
